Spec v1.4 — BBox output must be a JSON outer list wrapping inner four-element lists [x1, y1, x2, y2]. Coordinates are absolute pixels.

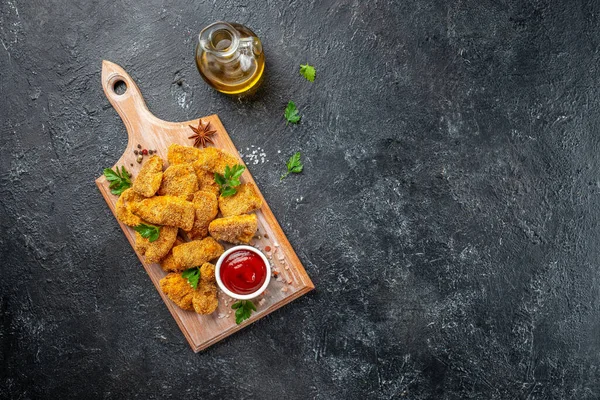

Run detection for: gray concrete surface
[[1, 0, 600, 398]]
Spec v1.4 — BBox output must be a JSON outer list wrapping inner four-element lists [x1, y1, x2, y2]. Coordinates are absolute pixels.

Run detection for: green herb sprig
[[133, 224, 160, 242], [281, 152, 304, 181], [214, 164, 245, 197], [232, 300, 256, 324], [284, 101, 301, 125], [182, 267, 200, 289], [299, 64, 316, 82], [103, 166, 132, 195]]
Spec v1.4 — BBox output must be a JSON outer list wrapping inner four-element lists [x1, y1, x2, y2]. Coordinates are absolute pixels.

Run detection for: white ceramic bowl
[[215, 245, 271, 300]]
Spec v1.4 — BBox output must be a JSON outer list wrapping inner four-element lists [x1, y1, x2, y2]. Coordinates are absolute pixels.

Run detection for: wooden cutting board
[[96, 60, 314, 352]]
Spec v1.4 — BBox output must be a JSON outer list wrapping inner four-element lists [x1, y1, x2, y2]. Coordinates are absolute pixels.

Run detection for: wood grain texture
[[96, 60, 314, 352]]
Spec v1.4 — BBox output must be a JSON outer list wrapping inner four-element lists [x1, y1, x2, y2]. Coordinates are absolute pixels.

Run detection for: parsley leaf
[[284, 101, 301, 125], [233, 300, 256, 324], [133, 223, 160, 242], [103, 166, 132, 195], [280, 152, 304, 180], [299, 64, 316, 82], [214, 164, 245, 197], [182, 267, 200, 289]]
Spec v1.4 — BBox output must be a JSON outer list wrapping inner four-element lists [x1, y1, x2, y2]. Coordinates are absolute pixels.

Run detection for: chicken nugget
[[135, 225, 178, 263], [172, 237, 224, 269], [192, 282, 218, 315], [115, 188, 145, 226], [193, 147, 240, 175], [158, 164, 198, 200], [200, 262, 216, 283], [167, 143, 202, 165], [134, 231, 149, 255], [218, 182, 263, 217], [160, 237, 185, 272], [194, 170, 220, 196], [208, 214, 258, 244], [185, 191, 218, 239], [130, 196, 195, 231], [160, 273, 195, 311], [132, 155, 163, 197]]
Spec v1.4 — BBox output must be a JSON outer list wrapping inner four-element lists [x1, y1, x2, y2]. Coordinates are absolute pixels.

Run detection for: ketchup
[[220, 249, 267, 295]]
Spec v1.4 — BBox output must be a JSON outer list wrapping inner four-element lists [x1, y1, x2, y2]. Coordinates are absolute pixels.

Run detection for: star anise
[[188, 119, 217, 148]]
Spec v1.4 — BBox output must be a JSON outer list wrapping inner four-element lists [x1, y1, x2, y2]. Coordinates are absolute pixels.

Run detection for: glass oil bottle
[[195, 22, 265, 96]]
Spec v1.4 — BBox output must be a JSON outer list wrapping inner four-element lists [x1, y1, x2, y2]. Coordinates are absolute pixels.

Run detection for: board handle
[[101, 60, 159, 131]]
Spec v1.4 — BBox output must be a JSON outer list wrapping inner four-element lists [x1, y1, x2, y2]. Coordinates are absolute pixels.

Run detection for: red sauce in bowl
[[220, 249, 267, 295]]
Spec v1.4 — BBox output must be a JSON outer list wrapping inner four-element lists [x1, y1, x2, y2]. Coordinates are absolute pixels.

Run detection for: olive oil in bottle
[[195, 22, 265, 96]]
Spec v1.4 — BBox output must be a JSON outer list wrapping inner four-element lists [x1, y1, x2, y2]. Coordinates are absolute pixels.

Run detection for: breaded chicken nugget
[[115, 188, 145, 226], [160, 237, 185, 272], [192, 147, 240, 175], [218, 182, 263, 217], [185, 191, 218, 239], [208, 214, 258, 244], [160, 273, 195, 311], [132, 155, 163, 197], [193, 282, 218, 314], [158, 164, 198, 200], [199, 262, 216, 283], [167, 143, 202, 165], [130, 196, 195, 231], [134, 232, 149, 255], [194, 169, 220, 196], [172, 237, 224, 269], [134, 225, 178, 263]]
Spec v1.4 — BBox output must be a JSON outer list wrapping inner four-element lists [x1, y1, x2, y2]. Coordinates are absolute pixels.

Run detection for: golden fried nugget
[[132, 155, 163, 197], [200, 262, 216, 283], [194, 170, 220, 196], [192, 147, 240, 175], [218, 183, 263, 217], [115, 188, 145, 226], [134, 226, 178, 263], [185, 191, 218, 239], [192, 282, 218, 315], [160, 237, 185, 272], [172, 237, 224, 269], [134, 232, 149, 255], [160, 273, 195, 311], [130, 196, 195, 231], [167, 143, 202, 165], [158, 164, 199, 200], [209, 214, 258, 244]]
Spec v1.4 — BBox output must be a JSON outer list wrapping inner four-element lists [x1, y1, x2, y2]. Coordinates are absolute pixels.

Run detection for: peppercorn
[[148, 150, 153, 155], [130, 163, 133, 167], [142, 149, 148, 155], [134, 150, 138, 155], [136, 155, 143, 163], [137, 144, 142, 149]]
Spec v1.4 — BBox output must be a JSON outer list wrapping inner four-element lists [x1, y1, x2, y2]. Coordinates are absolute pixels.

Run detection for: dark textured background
[[2, 0, 600, 398]]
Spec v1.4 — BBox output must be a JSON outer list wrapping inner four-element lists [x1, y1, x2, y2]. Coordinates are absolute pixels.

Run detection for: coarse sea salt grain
[[240, 145, 269, 165]]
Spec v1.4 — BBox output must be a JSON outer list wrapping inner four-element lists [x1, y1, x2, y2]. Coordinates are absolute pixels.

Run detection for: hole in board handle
[[113, 80, 127, 95]]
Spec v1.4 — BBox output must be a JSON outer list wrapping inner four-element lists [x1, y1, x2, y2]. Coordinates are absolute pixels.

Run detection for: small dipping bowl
[[215, 245, 271, 300]]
